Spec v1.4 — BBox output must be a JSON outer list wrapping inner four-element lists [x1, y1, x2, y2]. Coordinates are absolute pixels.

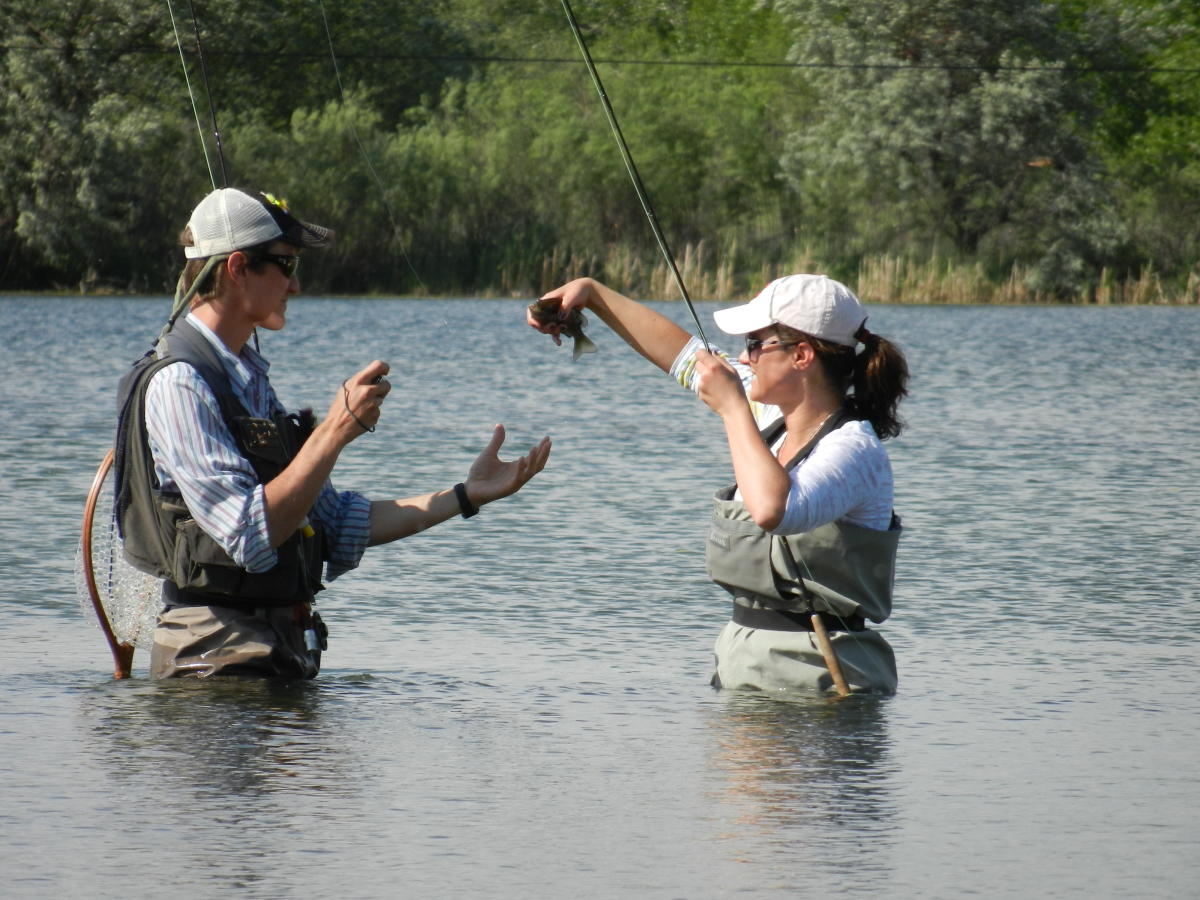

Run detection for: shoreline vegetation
[[7, 245, 1198, 306], [4, 242, 1199, 305], [515, 245, 1200, 305], [2, 3, 1197, 305]]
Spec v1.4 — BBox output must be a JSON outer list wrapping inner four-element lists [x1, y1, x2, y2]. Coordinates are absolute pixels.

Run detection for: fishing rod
[[169, 0, 228, 187], [559, 0, 711, 352], [562, 3, 882, 701]]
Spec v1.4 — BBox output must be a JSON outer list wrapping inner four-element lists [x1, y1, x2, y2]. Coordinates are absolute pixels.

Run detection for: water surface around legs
[[1, 296, 1197, 898]]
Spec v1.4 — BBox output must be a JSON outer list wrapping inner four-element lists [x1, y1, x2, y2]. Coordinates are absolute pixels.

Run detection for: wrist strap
[[453, 482, 479, 519]]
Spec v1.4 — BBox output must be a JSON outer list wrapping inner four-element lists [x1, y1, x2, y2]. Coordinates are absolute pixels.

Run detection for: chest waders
[[114, 318, 327, 613], [704, 412, 901, 693]]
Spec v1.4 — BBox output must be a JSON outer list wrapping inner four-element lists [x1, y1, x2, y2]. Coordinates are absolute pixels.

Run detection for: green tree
[[769, 0, 1161, 295], [0, 0, 475, 292], [1109, 0, 1200, 285], [181, 0, 474, 135], [389, 0, 797, 295], [0, 0, 190, 290]]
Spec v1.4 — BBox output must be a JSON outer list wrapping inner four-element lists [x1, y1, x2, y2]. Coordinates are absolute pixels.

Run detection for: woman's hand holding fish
[[464, 425, 553, 506], [527, 278, 595, 345], [695, 350, 746, 418], [527, 279, 598, 360]]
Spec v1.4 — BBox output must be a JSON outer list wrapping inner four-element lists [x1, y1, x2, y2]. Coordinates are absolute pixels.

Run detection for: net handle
[[810, 613, 851, 698], [81, 449, 135, 678]]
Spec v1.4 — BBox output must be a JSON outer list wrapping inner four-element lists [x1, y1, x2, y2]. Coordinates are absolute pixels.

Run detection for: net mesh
[[74, 462, 162, 650]]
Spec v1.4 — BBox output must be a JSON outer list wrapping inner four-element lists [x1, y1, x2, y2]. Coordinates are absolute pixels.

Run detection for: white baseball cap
[[184, 188, 334, 259], [712, 274, 867, 347]]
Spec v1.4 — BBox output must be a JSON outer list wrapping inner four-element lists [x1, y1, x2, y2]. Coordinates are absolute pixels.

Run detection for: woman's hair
[[178, 226, 274, 301], [775, 323, 909, 439]]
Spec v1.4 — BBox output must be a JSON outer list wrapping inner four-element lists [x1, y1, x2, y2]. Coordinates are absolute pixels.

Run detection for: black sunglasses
[[255, 252, 300, 278], [744, 336, 799, 359]]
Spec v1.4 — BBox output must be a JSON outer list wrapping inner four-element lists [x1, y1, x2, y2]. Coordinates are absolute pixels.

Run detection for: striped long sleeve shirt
[[144, 314, 371, 579]]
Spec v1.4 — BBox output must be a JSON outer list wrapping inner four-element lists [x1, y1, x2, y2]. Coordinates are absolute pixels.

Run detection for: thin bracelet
[[453, 482, 478, 519], [342, 381, 374, 433]]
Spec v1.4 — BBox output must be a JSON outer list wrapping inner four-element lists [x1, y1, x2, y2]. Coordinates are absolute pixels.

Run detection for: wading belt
[[731, 603, 865, 633], [161, 581, 300, 611]]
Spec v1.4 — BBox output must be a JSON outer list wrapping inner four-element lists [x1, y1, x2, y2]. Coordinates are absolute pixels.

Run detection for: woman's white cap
[[712, 274, 867, 347], [184, 188, 333, 259]]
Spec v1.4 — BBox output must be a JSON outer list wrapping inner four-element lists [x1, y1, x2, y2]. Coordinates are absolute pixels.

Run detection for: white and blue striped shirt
[[144, 314, 370, 579]]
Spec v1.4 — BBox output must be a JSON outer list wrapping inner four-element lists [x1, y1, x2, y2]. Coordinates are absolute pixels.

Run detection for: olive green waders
[[706, 490, 900, 695], [151, 603, 323, 679]]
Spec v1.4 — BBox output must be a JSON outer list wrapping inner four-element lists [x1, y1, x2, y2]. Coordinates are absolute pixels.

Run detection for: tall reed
[[514, 245, 1200, 305]]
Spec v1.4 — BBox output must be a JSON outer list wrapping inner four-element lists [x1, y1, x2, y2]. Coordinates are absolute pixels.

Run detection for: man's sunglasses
[[255, 252, 300, 278]]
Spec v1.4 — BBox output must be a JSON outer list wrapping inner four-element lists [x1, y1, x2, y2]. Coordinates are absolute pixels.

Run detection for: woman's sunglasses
[[744, 337, 799, 360]]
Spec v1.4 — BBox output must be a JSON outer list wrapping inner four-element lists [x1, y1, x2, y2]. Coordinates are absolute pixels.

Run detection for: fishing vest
[[113, 317, 326, 608], [704, 412, 901, 626]]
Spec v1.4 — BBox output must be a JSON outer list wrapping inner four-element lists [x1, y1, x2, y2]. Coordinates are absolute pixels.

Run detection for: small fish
[[528, 299, 598, 361]]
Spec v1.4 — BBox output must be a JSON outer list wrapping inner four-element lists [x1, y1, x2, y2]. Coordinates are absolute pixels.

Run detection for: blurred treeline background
[[1, 0, 1197, 303]]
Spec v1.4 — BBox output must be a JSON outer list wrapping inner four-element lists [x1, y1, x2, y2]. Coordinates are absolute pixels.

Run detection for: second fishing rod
[[559, 0, 712, 353]]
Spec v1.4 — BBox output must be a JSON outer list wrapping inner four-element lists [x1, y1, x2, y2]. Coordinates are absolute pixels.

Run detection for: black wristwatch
[[453, 482, 479, 519]]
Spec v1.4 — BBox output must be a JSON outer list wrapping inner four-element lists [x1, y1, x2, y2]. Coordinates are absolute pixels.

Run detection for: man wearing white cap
[[115, 187, 551, 678], [528, 275, 908, 694]]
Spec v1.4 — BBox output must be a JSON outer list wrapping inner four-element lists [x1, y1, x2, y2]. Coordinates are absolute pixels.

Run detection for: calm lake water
[[1, 295, 1197, 899]]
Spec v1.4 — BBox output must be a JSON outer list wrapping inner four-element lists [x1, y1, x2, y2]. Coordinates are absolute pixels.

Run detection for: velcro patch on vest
[[239, 418, 280, 449]]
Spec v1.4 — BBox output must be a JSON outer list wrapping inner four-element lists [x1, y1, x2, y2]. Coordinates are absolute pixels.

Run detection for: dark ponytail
[[774, 324, 909, 440], [848, 328, 908, 440]]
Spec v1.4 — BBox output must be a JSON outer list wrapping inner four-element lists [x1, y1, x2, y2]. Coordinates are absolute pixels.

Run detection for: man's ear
[[226, 250, 250, 281]]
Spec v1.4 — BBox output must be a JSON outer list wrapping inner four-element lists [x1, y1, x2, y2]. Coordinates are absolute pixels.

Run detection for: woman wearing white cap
[[528, 275, 908, 694]]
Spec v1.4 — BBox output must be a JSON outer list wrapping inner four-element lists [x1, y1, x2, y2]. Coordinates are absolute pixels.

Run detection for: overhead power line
[[2, 44, 1198, 75]]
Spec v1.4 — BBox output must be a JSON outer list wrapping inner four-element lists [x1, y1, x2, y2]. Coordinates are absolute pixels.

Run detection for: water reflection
[[80, 676, 366, 799], [73, 675, 393, 891], [706, 694, 896, 878]]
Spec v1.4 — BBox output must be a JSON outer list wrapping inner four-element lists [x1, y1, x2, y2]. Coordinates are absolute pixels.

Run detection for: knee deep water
[[1, 295, 1197, 899]]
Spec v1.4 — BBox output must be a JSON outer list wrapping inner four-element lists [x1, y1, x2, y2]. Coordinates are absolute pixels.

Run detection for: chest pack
[[113, 318, 325, 607], [704, 411, 901, 625]]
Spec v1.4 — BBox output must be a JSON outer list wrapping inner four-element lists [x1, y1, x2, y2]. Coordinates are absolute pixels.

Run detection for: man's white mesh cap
[[184, 188, 333, 259]]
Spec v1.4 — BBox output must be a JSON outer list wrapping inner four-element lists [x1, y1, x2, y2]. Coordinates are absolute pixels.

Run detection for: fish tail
[[571, 332, 598, 361]]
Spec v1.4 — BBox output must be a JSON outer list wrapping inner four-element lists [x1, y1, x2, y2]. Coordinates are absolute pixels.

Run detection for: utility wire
[[5, 43, 1199, 75]]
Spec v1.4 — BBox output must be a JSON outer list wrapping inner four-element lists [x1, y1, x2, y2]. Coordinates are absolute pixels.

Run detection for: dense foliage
[[0, 0, 1195, 301]]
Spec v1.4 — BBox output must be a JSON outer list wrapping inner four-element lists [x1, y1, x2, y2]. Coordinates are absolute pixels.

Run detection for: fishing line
[[166, 0, 217, 189], [316, 0, 428, 296], [559, 0, 711, 352]]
